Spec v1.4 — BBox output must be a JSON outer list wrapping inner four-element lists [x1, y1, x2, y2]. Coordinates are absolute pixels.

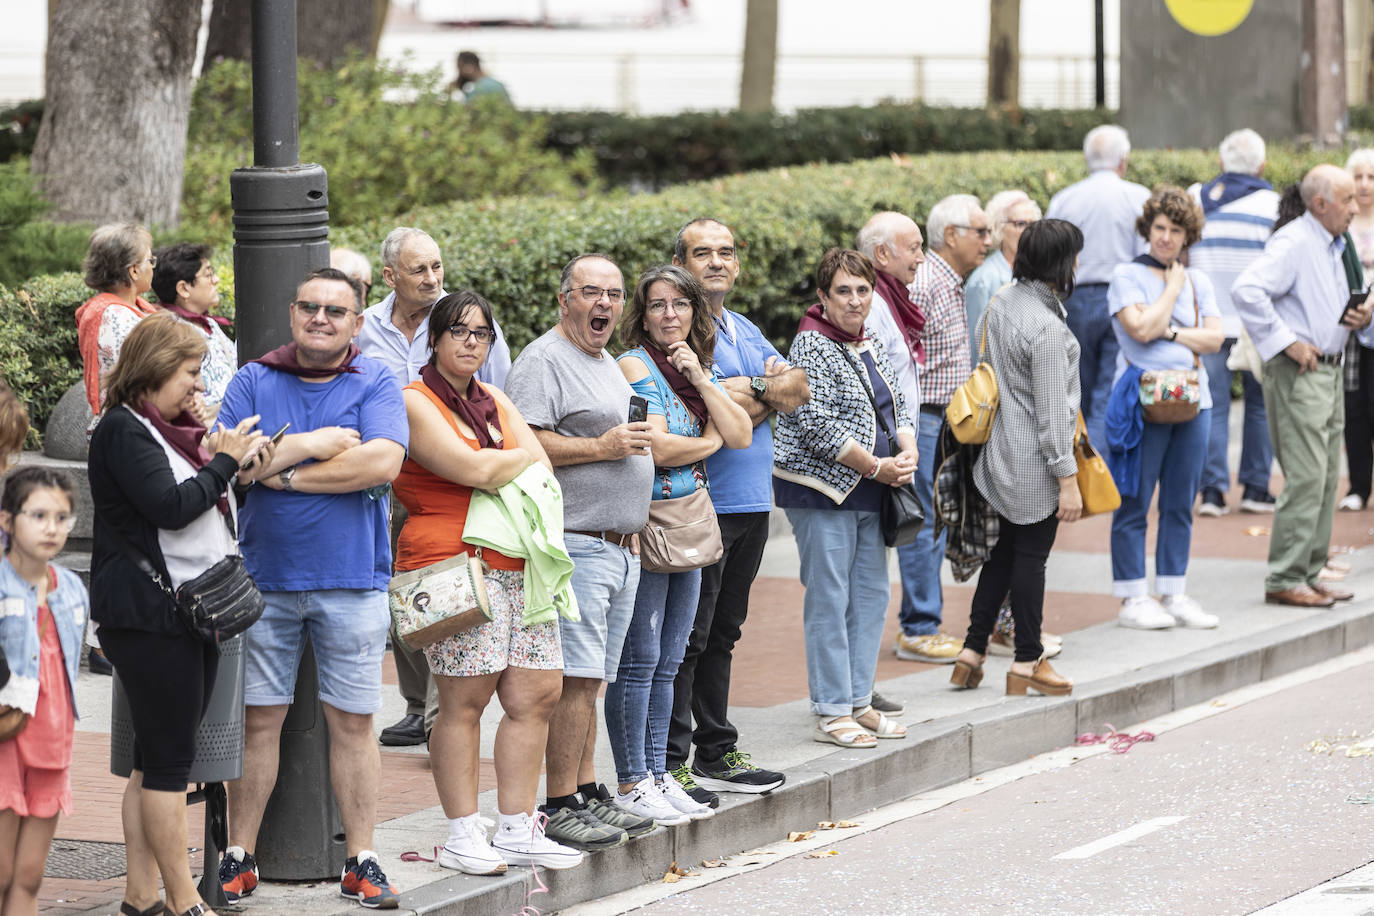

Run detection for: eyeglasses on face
[[292, 300, 357, 320], [647, 299, 693, 315], [133, 254, 158, 270], [14, 509, 77, 533], [954, 225, 993, 239], [571, 285, 626, 304], [1004, 219, 1034, 231], [447, 324, 496, 345], [197, 264, 217, 281]]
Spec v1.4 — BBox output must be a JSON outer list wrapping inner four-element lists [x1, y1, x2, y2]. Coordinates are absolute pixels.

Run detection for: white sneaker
[[1117, 595, 1175, 630], [491, 811, 584, 870], [1161, 594, 1220, 629], [614, 776, 690, 826], [1339, 494, 1364, 511], [438, 814, 507, 875], [656, 774, 714, 820]]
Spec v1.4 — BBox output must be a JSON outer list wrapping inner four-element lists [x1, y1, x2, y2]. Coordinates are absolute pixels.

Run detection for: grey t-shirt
[[506, 327, 653, 534]]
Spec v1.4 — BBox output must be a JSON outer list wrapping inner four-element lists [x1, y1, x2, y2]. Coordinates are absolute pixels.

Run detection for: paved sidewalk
[[39, 419, 1374, 914]]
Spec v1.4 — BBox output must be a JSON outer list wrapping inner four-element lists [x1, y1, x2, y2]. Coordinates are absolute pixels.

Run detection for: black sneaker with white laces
[[691, 748, 785, 794]]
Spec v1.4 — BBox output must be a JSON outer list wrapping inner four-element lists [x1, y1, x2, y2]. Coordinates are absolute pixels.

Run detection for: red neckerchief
[[252, 343, 362, 378], [165, 303, 231, 333], [135, 401, 228, 514], [797, 302, 866, 344], [419, 364, 504, 449], [873, 269, 924, 365], [642, 344, 708, 425]]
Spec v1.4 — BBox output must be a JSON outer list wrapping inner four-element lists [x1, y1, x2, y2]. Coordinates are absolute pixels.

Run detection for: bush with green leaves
[[181, 56, 598, 232], [0, 160, 92, 288]]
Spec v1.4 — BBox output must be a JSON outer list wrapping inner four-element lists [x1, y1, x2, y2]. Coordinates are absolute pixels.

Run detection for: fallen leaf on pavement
[[805, 850, 839, 858], [662, 862, 698, 884], [1243, 526, 1270, 536], [787, 830, 815, 842], [702, 859, 727, 868], [836, 820, 860, 828]]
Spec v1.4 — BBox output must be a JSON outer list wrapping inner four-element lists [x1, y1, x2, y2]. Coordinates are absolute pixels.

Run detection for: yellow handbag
[[946, 317, 998, 445], [1073, 411, 1121, 517]]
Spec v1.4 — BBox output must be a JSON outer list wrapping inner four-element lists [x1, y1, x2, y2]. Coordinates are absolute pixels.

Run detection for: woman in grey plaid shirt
[[950, 220, 1084, 697]]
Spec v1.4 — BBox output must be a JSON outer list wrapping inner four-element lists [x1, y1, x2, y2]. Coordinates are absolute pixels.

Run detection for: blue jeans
[[562, 534, 640, 682], [787, 508, 889, 717], [1064, 283, 1118, 450], [1200, 343, 1273, 494], [897, 409, 945, 636], [604, 568, 701, 782], [1110, 410, 1209, 597]]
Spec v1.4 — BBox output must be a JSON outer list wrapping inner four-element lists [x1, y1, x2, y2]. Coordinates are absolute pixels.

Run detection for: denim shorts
[[561, 533, 640, 682], [244, 589, 390, 715]]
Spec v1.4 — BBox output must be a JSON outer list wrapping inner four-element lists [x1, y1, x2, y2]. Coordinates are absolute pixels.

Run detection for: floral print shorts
[[422, 568, 562, 677]]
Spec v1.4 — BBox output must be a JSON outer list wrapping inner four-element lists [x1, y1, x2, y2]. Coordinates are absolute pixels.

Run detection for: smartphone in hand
[[628, 396, 648, 424], [240, 422, 291, 470], [1341, 290, 1368, 325]]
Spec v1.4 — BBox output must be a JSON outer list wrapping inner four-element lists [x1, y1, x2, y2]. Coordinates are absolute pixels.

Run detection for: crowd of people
[[0, 122, 1372, 914]]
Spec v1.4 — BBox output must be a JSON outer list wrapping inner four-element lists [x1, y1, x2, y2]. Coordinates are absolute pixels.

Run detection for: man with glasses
[[218, 267, 408, 910], [896, 194, 989, 666], [505, 253, 659, 851]]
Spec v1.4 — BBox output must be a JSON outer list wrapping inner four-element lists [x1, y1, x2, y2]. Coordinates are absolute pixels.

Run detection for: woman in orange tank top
[[394, 291, 581, 873]]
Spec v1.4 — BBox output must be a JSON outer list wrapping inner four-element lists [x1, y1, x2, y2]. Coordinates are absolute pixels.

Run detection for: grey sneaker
[[584, 785, 657, 838], [870, 690, 904, 717], [539, 803, 627, 851]]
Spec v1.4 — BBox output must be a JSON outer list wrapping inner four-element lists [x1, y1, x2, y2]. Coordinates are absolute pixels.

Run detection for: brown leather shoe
[[1265, 584, 1336, 607], [1006, 658, 1072, 696], [1311, 582, 1354, 602]]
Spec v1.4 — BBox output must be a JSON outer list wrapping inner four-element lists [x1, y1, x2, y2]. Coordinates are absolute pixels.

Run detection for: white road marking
[[1051, 815, 1188, 860]]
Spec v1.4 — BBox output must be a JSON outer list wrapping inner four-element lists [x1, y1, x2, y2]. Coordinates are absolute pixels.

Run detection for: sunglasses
[[293, 300, 357, 320]]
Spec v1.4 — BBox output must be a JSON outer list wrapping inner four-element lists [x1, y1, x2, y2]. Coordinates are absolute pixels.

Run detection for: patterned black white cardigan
[[773, 329, 914, 505]]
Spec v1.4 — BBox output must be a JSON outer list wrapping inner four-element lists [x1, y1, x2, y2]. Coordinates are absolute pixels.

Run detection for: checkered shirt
[[911, 251, 971, 407]]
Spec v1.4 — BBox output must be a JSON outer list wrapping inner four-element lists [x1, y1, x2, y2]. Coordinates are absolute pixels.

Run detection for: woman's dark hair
[[0, 379, 29, 460], [618, 264, 716, 367], [1012, 219, 1085, 297], [1275, 183, 1305, 231], [1135, 185, 1204, 247], [426, 290, 497, 367], [816, 247, 876, 294], [151, 242, 212, 305], [1, 466, 76, 552]]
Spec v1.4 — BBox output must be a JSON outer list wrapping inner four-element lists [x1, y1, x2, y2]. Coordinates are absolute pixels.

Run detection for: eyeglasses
[[133, 254, 157, 270], [196, 264, 217, 281], [292, 300, 357, 320], [954, 226, 993, 239], [14, 509, 77, 533], [647, 299, 693, 315], [1004, 220, 1034, 231], [447, 324, 497, 345], [570, 285, 626, 304]]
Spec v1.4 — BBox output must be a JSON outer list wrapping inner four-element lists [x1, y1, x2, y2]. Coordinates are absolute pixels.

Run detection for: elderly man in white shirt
[[1233, 164, 1374, 608], [1046, 125, 1150, 449]]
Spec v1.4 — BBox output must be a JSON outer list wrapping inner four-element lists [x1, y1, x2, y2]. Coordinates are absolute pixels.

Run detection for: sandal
[[812, 715, 877, 748], [118, 903, 169, 916], [852, 705, 907, 739]]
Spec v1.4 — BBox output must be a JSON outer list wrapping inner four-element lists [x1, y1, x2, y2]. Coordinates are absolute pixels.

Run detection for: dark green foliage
[[0, 160, 92, 288], [0, 273, 87, 434]]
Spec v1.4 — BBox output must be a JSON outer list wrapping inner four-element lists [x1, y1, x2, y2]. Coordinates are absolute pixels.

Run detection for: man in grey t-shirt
[[505, 252, 655, 849]]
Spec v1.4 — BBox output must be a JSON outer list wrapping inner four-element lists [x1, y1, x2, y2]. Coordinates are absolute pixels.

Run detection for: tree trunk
[[1302, 0, 1346, 146], [739, 0, 778, 113], [31, 0, 201, 227], [987, 0, 1020, 108], [205, 0, 387, 69]]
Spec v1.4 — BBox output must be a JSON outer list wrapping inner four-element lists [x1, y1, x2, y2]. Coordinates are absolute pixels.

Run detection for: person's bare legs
[[118, 771, 164, 912], [430, 673, 500, 817], [493, 668, 562, 814], [226, 704, 289, 854], [0, 810, 59, 916], [320, 703, 380, 857], [140, 783, 216, 915], [544, 675, 601, 797]]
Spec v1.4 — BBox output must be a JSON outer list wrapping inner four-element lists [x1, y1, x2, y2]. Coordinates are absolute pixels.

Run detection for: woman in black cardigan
[[88, 314, 267, 916]]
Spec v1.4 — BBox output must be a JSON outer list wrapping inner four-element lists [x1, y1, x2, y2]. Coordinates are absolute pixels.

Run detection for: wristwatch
[[278, 466, 297, 492], [749, 376, 768, 400], [1168, 325, 1179, 342]]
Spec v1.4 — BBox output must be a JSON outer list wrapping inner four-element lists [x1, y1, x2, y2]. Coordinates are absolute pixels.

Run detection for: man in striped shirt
[[1187, 129, 1280, 517]]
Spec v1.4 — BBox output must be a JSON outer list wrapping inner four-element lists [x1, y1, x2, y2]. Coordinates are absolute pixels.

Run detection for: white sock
[[447, 812, 479, 845]]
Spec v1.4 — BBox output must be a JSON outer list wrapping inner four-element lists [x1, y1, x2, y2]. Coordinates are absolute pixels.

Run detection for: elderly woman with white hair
[[964, 190, 1042, 354], [1340, 148, 1374, 512]]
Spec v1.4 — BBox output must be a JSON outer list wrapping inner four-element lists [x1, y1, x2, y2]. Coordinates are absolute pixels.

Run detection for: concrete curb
[[394, 600, 1374, 915]]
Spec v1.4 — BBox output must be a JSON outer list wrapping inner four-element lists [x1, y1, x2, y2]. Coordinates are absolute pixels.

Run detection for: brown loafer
[[1265, 584, 1335, 607], [1006, 658, 1072, 696], [1311, 582, 1354, 602]]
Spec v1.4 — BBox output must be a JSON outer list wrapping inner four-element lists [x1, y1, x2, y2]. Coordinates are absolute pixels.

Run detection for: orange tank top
[[393, 380, 524, 573]]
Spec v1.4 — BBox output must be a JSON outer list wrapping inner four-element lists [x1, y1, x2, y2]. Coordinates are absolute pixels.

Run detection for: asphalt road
[[568, 651, 1374, 916]]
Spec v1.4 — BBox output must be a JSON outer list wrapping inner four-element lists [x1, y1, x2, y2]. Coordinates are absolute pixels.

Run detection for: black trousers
[[99, 625, 218, 792], [963, 512, 1059, 663], [666, 511, 770, 768], [1344, 346, 1374, 501]]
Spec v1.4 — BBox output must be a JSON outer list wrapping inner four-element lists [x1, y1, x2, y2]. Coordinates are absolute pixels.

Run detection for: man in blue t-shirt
[[216, 268, 408, 911], [664, 218, 810, 805]]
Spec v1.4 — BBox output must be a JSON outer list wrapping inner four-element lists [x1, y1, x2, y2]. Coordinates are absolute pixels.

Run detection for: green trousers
[[1260, 355, 1343, 592]]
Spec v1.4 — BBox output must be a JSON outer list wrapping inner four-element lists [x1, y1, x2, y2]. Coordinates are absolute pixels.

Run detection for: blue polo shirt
[[707, 309, 784, 514]]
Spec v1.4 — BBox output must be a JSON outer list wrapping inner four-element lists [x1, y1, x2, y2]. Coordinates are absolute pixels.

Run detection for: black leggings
[[99, 626, 218, 792], [963, 512, 1060, 663], [1345, 346, 1374, 501]]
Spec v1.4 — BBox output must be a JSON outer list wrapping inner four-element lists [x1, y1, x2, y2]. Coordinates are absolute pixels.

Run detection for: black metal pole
[[251, 0, 299, 168], [1095, 0, 1106, 109]]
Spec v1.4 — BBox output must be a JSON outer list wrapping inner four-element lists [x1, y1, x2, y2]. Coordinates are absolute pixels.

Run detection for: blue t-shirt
[[619, 346, 726, 500], [706, 310, 784, 514], [218, 356, 408, 592], [1107, 262, 1221, 410]]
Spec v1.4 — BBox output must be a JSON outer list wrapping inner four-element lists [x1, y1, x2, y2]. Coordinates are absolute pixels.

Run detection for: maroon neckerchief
[[642, 343, 708, 425], [164, 303, 231, 333], [873, 269, 925, 366], [797, 302, 867, 344], [419, 364, 503, 449], [252, 342, 362, 378], [135, 400, 228, 514]]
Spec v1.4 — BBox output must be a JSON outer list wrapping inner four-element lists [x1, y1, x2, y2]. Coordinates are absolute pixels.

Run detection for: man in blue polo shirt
[[664, 218, 810, 807]]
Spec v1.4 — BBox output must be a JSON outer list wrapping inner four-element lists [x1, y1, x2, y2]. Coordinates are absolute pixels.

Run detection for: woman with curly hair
[[1107, 186, 1224, 631]]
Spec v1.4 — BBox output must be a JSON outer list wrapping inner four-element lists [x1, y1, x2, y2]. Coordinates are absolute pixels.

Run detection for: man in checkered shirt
[[895, 194, 990, 664]]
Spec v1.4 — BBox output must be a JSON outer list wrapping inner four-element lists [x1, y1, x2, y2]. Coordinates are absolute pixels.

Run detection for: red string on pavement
[[399, 846, 439, 863], [1076, 723, 1156, 754]]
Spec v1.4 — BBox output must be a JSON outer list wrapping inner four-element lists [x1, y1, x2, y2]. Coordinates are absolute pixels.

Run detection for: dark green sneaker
[[692, 748, 785, 794], [584, 785, 657, 838], [671, 763, 719, 809]]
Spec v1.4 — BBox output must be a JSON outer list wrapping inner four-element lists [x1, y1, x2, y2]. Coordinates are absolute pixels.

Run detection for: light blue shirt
[[866, 289, 921, 413], [1108, 261, 1222, 410], [1046, 170, 1151, 285], [357, 290, 511, 388], [1232, 212, 1374, 362], [963, 249, 1011, 355]]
